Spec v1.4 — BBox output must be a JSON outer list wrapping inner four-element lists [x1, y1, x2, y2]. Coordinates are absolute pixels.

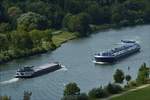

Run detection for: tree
[[66, 13, 90, 37], [125, 75, 131, 84], [86, 4, 111, 25], [0, 33, 9, 50], [64, 82, 80, 96], [10, 31, 33, 49], [111, 4, 124, 24], [88, 87, 107, 98], [62, 93, 89, 100], [105, 83, 122, 94], [7, 6, 22, 29], [0, 4, 7, 23], [77, 93, 89, 100], [0, 23, 11, 32], [136, 63, 149, 84], [8, 6, 22, 17], [62, 13, 72, 29], [144, 8, 150, 23], [17, 12, 48, 31], [29, 29, 54, 50], [113, 69, 125, 84]]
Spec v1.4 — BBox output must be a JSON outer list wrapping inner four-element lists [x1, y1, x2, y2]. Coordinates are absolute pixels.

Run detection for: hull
[[15, 63, 62, 78], [115, 47, 140, 59], [15, 75, 33, 78], [94, 57, 116, 63], [94, 44, 140, 63], [33, 64, 61, 77]]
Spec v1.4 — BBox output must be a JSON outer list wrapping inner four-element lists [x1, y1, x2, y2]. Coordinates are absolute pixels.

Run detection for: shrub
[[62, 93, 89, 100], [113, 69, 125, 84], [88, 87, 108, 98], [128, 80, 137, 87], [64, 82, 80, 96], [105, 83, 122, 94]]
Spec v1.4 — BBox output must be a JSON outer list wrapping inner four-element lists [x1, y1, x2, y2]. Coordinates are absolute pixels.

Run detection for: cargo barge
[[15, 63, 62, 78], [94, 40, 141, 63]]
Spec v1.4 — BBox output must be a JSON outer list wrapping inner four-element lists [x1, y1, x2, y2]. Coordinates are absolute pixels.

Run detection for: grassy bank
[[52, 31, 77, 47], [110, 85, 150, 100]]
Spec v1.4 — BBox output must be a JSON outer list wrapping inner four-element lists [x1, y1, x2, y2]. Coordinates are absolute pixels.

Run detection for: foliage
[[0, 23, 11, 32], [62, 93, 89, 100], [7, 6, 22, 18], [0, 4, 8, 23], [17, 12, 48, 31], [64, 82, 80, 96], [136, 63, 149, 84], [113, 69, 125, 84], [0, 29, 55, 64], [128, 80, 137, 87], [0, 33, 9, 50], [125, 75, 132, 84], [10, 31, 33, 49], [63, 13, 90, 37], [105, 83, 122, 94], [88, 87, 108, 99]]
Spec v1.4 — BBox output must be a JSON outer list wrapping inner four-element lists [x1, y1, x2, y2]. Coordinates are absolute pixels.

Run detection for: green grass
[[52, 31, 77, 47], [110, 86, 150, 100]]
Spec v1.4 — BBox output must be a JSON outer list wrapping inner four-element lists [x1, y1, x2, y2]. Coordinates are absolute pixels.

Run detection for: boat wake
[[92, 60, 108, 64], [58, 65, 68, 72], [0, 78, 19, 85]]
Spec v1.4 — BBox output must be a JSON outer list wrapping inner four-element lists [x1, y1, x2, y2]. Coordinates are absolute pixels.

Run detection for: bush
[[62, 93, 89, 100], [77, 93, 89, 100], [113, 69, 125, 84], [128, 80, 137, 87], [64, 82, 80, 96], [17, 12, 48, 31], [105, 83, 122, 94], [88, 87, 108, 98]]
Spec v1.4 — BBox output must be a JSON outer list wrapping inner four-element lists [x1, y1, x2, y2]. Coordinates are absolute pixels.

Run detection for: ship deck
[[34, 63, 58, 71]]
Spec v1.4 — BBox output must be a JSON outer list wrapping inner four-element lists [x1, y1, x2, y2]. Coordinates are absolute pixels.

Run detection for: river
[[0, 25, 150, 100]]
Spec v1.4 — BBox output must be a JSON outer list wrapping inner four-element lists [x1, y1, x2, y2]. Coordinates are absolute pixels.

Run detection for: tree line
[[1, 0, 150, 33]]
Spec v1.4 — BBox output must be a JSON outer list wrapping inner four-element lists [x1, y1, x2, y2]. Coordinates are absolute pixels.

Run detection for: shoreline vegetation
[[1, 0, 150, 64], [0, 30, 77, 64], [61, 63, 150, 100]]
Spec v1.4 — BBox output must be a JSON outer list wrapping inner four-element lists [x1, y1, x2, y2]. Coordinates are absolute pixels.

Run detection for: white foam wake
[[58, 65, 68, 72], [0, 78, 19, 85], [93, 60, 108, 64]]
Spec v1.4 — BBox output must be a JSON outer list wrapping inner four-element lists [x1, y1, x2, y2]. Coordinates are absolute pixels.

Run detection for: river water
[[0, 25, 150, 100]]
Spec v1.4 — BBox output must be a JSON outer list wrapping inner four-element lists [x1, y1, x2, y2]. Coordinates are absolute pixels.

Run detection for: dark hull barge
[[94, 40, 140, 63], [15, 63, 62, 78]]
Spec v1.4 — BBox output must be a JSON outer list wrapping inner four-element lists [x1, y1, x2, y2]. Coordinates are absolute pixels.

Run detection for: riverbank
[[109, 84, 150, 100], [0, 31, 77, 65]]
